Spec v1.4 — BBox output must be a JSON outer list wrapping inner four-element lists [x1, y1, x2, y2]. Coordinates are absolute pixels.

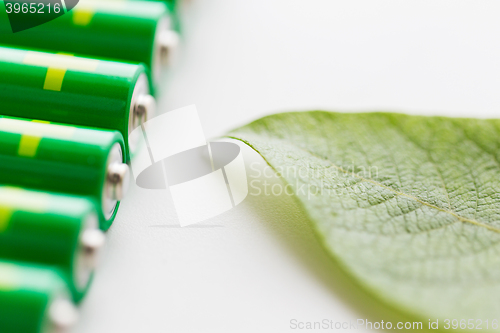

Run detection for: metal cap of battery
[[128, 73, 155, 155], [107, 162, 130, 201], [159, 29, 180, 65], [104, 143, 130, 219], [74, 212, 105, 292], [133, 94, 156, 129], [152, 17, 178, 83], [48, 298, 79, 333]]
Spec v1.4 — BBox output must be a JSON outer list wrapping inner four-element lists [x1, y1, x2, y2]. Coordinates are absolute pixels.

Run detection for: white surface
[[75, 1, 500, 332], [170, 168, 232, 226], [225, 151, 248, 206], [129, 126, 151, 180], [144, 105, 207, 162]]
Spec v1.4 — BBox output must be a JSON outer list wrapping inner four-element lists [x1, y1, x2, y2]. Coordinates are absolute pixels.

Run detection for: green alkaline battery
[[140, 0, 181, 30], [0, 187, 105, 301], [0, 46, 155, 161], [0, 261, 78, 333], [0, 117, 129, 230], [0, 1, 178, 87], [146, 0, 178, 12]]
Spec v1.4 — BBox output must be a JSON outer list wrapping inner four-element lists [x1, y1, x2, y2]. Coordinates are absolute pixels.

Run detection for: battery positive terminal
[[159, 29, 180, 65], [133, 94, 156, 128], [106, 162, 130, 202], [48, 299, 79, 333]]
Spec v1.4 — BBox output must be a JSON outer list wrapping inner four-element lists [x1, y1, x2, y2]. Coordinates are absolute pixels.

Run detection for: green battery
[[146, 0, 178, 11], [107, 0, 179, 17], [0, 1, 179, 87], [0, 261, 78, 333], [0, 116, 129, 230], [165, 0, 178, 12], [0, 46, 155, 161], [0, 186, 105, 301], [137, 0, 181, 30]]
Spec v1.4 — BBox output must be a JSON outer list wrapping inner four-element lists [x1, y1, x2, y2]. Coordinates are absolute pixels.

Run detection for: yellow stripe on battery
[[18, 135, 43, 157], [43, 67, 67, 91], [23, 52, 99, 92], [0, 206, 12, 233], [0, 118, 76, 158], [73, 8, 95, 26], [17, 120, 50, 157]]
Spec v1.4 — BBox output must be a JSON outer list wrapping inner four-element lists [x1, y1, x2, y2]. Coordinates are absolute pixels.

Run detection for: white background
[[75, 1, 500, 332]]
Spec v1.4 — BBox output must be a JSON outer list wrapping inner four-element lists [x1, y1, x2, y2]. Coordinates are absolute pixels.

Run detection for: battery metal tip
[[133, 94, 156, 128], [48, 299, 79, 333], [81, 228, 106, 265], [159, 30, 180, 65], [106, 162, 130, 201]]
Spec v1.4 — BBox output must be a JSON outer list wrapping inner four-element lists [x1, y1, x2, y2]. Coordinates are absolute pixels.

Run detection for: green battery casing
[[0, 46, 150, 161], [140, 0, 180, 30], [150, 0, 177, 11], [0, 116, 125, 230], [0, 1, 171, 87], [165, 0, 177, 12], [0, 186, 99, 301], [0, 261, 72, 333]]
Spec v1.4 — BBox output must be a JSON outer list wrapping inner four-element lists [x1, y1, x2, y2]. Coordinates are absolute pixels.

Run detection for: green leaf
[[228, 111, 500, 322]]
